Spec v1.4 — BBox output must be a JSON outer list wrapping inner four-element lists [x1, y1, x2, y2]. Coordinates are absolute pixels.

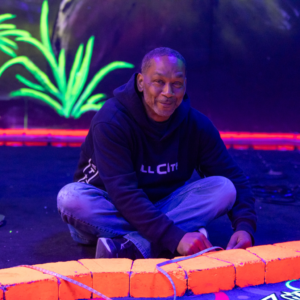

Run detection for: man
[[57, 47, 256, 259]]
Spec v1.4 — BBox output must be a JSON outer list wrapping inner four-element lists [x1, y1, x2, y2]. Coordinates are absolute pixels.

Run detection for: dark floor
[[1, 147, 300, 270]]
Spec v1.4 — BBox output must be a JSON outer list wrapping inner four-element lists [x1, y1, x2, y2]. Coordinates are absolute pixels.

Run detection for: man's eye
[[173, 82, 183, 88], [154, 80, 163, 84]]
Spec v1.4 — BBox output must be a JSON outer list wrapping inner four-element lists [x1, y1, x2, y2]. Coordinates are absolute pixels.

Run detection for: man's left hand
[[226, 230, 252, 250]]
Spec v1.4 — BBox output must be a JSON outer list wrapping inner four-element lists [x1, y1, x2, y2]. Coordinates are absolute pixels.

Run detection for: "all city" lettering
[[140, 163, 178, 175]]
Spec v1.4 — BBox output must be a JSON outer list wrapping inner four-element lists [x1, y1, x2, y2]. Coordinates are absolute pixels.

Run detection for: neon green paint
[[0, 44, 16, 57], [0, 0, 134, 118], [87, 94, 106, 104], [0, 37, 18, 49], [16, 74, 45, 92], [0, 14, 16, 23], [11, 89, 63, 114], [0, 56, 60, 97], [65, 44, 84, 105], [40, 1, 52, 55], [0, 14, 30, 57], [58, 49, 67, 98], [67, 36, 95, 116], [0, 29, 30, 37], [0, 24, 16, 30]]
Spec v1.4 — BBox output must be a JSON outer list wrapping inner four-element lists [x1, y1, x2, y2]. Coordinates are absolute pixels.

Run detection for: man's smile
[[157, 100, 175, 107]]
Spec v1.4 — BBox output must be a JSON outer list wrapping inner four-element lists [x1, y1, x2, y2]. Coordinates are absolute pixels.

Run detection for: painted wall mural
[[0, 14, 30, 58], [0, 1, 134, 120], [0, 0, 299, 131]]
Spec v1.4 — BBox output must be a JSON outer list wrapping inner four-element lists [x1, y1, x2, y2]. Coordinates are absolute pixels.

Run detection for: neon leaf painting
[[0, 14, 31, 57], [0, 1, 134, 118]]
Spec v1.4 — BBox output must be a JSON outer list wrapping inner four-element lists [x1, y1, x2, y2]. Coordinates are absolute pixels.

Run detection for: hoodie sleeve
[[92, 121, 186, 254], [198, 118, 257, 240]]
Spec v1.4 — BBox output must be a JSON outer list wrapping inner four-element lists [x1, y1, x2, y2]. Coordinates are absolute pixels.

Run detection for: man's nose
[[161, 83, 174, 97]]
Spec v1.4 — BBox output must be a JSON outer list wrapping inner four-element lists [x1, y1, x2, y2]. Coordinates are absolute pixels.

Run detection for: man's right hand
[[177, 232, 213, 256]]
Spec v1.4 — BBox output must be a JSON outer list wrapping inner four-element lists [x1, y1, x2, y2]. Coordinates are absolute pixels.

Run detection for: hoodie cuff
[[159, 224, 187, 254], [235, 221, 256, 245]]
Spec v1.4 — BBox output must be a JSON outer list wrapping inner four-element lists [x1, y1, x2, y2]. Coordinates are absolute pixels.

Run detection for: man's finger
[[187, 237, 206, 255], [196, 232, 212, 249], [202, 235, 213, 249], [187, 243, 201, 255], [226, 236, 238, 250], [195, 236, 206, 251], [233, 238, 252, 250], [233, 240, 245, 249], [195, 235, 213, 251]]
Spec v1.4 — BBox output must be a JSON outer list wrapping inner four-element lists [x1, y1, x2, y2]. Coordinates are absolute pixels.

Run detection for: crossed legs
[[57, 176, 236, 258]]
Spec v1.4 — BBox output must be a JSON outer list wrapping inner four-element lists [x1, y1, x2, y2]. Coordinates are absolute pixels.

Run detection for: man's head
[[137, 47, 187, 122]]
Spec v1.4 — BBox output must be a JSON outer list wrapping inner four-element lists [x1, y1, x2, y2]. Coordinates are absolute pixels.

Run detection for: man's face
[[137, 55, 187, 122]]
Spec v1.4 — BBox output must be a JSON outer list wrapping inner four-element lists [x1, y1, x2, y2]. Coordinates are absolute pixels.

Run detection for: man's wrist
[[160, 225, 187, 253], [235, 222, 255, 245]]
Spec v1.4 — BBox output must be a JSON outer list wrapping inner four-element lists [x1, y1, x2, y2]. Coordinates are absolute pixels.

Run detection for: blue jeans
[[57, 176, 236, 258]]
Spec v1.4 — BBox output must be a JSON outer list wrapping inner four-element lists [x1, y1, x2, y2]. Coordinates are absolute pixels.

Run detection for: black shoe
[[95, 237, 144, 259]]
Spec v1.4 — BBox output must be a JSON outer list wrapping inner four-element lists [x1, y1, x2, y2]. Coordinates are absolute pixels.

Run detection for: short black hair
[[141, 47, 186, 74]]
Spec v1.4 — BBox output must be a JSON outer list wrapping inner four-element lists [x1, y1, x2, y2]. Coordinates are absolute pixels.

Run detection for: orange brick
[[79, 258, 132, 298], [0, 266, 58, 300], [130, 258, 186, 298], [247, 245, 300, 284], [34, 261, 92, 300], [274, 241, 300, 252], [176, 255, 235, 295], [0, 287, 3, 300], [206, 249, 265, 287]]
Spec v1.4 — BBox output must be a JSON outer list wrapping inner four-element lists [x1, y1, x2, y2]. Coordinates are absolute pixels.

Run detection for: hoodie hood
[[113, 73, 191, 140]]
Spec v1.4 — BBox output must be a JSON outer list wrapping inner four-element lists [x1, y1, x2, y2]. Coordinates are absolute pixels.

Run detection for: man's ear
[[136, 73, 144, 92]]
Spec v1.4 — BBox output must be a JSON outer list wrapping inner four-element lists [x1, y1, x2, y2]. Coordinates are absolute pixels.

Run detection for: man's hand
[[226, 230, 252, 250], [177, 232, 213, 256]]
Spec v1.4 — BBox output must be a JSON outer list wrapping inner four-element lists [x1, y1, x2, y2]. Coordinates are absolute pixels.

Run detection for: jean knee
[[214, 176, 237, 209], [57, 182, 85, 213]]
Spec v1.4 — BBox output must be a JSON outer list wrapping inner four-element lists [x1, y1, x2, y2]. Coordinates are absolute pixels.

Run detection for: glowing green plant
[[0, 14, 31, 57], [0, 1, 134, 118]]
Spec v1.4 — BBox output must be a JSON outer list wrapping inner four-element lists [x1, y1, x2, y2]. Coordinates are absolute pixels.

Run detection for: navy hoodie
[[74, 73, 257, 253]]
